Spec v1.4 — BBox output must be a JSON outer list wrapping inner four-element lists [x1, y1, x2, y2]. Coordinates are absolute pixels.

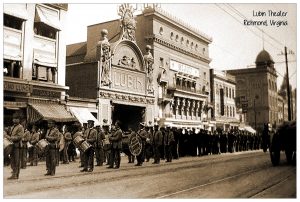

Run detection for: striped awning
[[28, 103, 76, 123]]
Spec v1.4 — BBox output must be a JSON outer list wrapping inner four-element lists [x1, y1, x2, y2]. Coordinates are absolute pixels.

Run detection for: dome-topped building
[[227, 49, 278, 132], [255, 49, 275, 68]]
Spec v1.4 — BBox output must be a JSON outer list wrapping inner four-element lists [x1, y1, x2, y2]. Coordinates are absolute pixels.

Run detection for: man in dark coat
[[152, 124, 163, 164], [7, 113, 24, 179], [95, 125, 105, 166], [45, 119, 60, 176], [164, 126, 175, 162], [108, 120, 123, 169], [81, 120, 97, 172]]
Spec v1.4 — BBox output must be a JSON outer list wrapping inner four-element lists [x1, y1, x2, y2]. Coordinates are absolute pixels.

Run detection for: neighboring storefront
[[3, 4, 76, 126]]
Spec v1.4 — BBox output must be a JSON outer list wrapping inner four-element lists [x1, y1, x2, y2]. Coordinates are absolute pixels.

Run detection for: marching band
[[4, 115, 263, 180]]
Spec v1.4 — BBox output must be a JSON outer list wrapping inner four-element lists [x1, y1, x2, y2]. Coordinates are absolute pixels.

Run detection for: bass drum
[[4, 138, 13, 157], [128, 133, 142, 156]]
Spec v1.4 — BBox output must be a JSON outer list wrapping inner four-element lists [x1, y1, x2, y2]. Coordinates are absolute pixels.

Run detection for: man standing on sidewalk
[[152, 124, 163, 164], [164, 125, 175, 163], [45, 119, 60, 176], [7, 113, 24, 180]]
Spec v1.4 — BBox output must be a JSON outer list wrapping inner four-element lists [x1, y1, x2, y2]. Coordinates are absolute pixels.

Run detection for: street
[[4, 150, 296, 198]]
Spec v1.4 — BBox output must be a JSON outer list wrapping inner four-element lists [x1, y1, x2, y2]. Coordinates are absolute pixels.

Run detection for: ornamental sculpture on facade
[[98, 29, 112, 87], [118, 4, 136, 41], [144, 45, 154, 94]]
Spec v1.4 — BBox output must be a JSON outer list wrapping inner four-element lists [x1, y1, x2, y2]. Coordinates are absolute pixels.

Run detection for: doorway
[[112, 103, 145, 132]]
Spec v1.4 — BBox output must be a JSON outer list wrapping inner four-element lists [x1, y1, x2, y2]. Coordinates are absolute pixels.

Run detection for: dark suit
[[10, 124, 24, 178], [152, 129, 163, 164], [164, 129, 175, 162], [109, 127, 122, 168]]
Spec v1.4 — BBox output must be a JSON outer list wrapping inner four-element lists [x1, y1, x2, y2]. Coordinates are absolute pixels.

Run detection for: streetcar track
[[5, 152, 266, 197], [248, 171, 295, 198], [155, 166, 295, 199]]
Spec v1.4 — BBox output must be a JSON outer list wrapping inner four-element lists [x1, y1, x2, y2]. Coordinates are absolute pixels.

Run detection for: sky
[[64, 3, 297, 89]]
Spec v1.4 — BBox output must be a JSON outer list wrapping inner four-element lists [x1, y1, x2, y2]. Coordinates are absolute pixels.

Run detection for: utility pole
[[284, 46, 292, 121]]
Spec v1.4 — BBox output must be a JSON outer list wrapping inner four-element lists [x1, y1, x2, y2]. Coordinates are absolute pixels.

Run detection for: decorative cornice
[[142, 6, 212, 43], [99, 90, 155, 105], [145, 34, 211, 64]]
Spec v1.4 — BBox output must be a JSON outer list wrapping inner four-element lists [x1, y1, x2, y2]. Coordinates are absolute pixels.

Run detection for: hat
[[87, 120, 95, 123], [102, 119, 110, 127], [140, 122, 146, 127]]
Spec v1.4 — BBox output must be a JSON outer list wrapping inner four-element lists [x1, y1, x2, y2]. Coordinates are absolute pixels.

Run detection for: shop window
[[4, 60, 21, 78], [32, 64, 56, 83], [4, 14, 23, 30]]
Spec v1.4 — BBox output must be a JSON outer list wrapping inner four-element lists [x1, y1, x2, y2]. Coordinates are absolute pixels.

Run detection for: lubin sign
[[170, 60, 200, 77], [111, 67, 145, 94]]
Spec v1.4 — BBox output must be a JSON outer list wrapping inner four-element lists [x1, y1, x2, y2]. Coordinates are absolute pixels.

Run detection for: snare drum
[[73, 135, 85, 147], [37, 139, 49, 153], [4, 138, 13, 157], [79, 141, 91, 153]]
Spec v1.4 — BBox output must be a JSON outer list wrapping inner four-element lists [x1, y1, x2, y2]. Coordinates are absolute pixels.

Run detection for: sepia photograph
[[2, 1, 297, 199]]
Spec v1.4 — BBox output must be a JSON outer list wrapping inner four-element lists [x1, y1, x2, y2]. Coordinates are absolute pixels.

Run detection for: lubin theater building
[[66, 4, 213, 131]]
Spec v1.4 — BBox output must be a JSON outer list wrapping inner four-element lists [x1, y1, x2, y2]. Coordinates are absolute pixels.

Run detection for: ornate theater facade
[[66, 4, 212, 130]]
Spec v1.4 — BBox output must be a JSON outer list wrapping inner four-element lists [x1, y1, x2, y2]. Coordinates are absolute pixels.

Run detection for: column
[[181, 98, 186, 119]]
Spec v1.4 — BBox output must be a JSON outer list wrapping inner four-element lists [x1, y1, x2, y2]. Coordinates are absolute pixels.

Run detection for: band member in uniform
[[7, 113, 24, 180], [20, 124, 31, 169], [28, 124, 40, 166], [136, 123, 147, 166], [95, 125, 105, 166], [72, 122, 84, 162], [45, 119, 60, 176], [108, 120, 122, 169], [63, 125, 72, 164], [81, 120, 97, 172], [152, 124, 163, 164], [164, 125, 175, 162]]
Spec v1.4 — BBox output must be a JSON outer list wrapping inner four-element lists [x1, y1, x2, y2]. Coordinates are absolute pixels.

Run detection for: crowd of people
[[4, 113, 263, 180]]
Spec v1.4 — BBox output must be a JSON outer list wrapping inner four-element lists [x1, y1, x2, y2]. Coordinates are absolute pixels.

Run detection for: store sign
[[32, 89, 61, 98], [170, 60, 200, 77], [111, 67, 145, 94], [4, 81, 32, 93]]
